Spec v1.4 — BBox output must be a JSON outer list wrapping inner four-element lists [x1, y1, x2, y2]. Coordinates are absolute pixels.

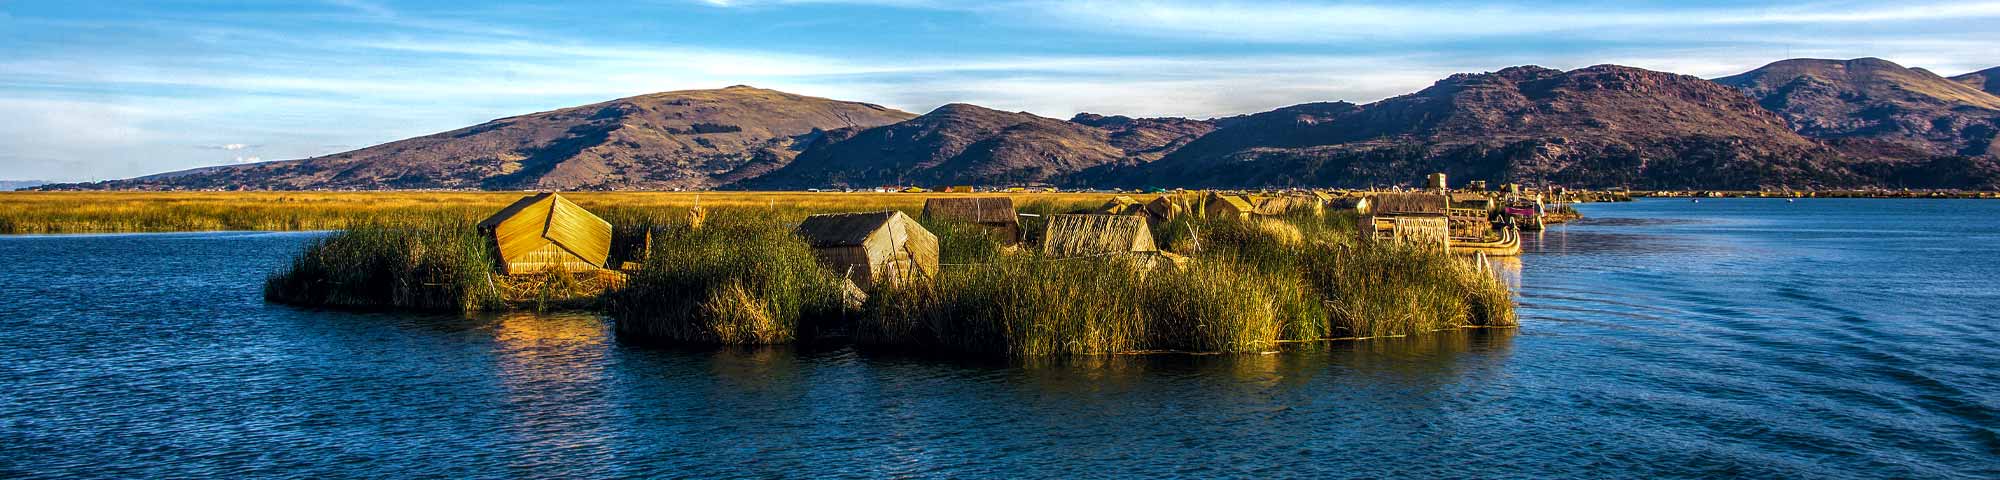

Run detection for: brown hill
[[742, 104, 1210, 188], [1126, 65, 1866, 189], [1714, 58, 2000, 159], [54, 86, 915, 191], [1952, 67, 2000, 95]]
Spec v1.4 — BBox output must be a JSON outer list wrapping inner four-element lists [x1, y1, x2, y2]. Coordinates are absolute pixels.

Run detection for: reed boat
[[1451, 227, 1521, 257]]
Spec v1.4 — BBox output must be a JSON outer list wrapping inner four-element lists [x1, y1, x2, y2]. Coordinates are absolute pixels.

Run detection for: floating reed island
[[263, 181, 1533, 357]]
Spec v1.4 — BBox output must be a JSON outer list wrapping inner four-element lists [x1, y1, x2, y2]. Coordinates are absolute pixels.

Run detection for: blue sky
[[2, 1, 1996, 182]]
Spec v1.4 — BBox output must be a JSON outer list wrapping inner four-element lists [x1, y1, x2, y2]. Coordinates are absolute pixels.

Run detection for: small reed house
[[921, 197, 1020, 242], [1041, 214, 1159, 258], [1203, 192, 1254, 220], [1359, 192, 1450, 251], [477, 192, 613, 275], [795, 211, 939, 289]]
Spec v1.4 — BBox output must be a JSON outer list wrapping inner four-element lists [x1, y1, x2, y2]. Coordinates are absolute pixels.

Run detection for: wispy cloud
[[2, 0, 1995, 182]]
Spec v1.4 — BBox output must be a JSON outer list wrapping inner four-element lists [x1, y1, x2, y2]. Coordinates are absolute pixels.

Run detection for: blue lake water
[[1, 198, 1996, 478]]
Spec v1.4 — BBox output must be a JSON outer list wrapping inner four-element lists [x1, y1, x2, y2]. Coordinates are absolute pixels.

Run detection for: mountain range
[[43, 58, 2000, 191]]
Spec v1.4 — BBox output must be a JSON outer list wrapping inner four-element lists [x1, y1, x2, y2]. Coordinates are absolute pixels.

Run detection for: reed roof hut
[[1040, 214, 1158, 258], [1098, 195, 1143, 215], [794, 211, 938, 289], [1143, 194, 1197, 221], [1365, 192, 1449, 216], [922, 197, 1020, 242], [1450, 192, 1496, 211], [477, 192, 612, 275], [1203, 192, 1253, 220]]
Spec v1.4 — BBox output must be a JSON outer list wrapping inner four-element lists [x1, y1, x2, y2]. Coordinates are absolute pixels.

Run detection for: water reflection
[[484, 312, 617, 474]]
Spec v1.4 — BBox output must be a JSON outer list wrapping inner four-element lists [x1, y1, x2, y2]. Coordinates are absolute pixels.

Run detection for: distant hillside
[[1117, 65, 1868, 189], [1715, 58, 2000, 160], [47, 86, 915, 191], [741, 104, 1212, 188], [1951, 67, 2000, 95], [0, 180, 47, 191], [37, 60, 2000, 192]]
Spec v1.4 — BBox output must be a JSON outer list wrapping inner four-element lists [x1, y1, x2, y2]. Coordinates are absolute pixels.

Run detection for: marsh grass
[[263, 217, 502, 312], [241, 191, 1514, 356], [1300, 243, 1517, 338], [604, 214, 844, 344]]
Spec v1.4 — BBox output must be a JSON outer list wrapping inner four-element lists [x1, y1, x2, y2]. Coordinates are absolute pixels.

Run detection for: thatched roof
[[1099, 195, 1143, 215], [796, 211, 905, 247], [477, 192, 612, 270], [795, 210, 938, 289], [1144, 194, 1192, 220], [1367, 192, 1448, 215], [922, 197, 1018, 226], [1205, 192, 1253, 214], [1041, 214, 1158, 257], [1450, 192, 1496, 209]]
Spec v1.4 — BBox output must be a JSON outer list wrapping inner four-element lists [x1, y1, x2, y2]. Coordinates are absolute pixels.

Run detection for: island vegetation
[[241, 192, 1515, 357]]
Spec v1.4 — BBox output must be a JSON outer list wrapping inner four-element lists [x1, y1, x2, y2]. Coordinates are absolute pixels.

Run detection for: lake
[[1, 198, 1995, 478]]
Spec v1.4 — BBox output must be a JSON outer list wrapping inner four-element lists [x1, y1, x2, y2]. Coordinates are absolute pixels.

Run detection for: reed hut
[[794, 211, 939, 289], [1450, 192, 1497, 212], [477, 192, 613, 275], [1040, 214, 1158, 258], [1358, 192, 1451, 252], [1364, 192, 1449, 216], [1203, 192, 1253, 220], [1143, 194, 1198, 221], [922, 196, 1020, 242], [1098, 195, 1143, 215]]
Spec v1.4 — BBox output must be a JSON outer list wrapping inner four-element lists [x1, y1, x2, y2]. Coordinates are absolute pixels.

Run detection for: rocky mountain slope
[[53, 86, 915, 190], [1714, 58, 2000, 160], [41, 60, 2000, 192], [740, 104, 1212, 188], [1119, 65, 1868, 189]]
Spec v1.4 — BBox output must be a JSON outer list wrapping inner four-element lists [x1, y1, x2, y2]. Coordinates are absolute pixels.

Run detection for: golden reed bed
[[0, 191, 1128, 234]]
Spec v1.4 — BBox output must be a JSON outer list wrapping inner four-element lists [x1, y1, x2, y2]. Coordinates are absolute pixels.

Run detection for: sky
[[1, 1, 1997, 182]]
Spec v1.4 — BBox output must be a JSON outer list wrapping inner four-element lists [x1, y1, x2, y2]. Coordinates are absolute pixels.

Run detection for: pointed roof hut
[[1203, 192, 1253, 220], [1098, 195, 1143, 215], [1040, 214, 1158, 258], [477, 192, 613, 275], [795, 211, 939, 289], [921, 197, 1020, 242], [1144, 194, 1197, 221]]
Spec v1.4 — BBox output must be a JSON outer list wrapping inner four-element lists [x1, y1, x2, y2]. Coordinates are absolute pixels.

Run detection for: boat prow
[[1452, 226, 1522, 257]]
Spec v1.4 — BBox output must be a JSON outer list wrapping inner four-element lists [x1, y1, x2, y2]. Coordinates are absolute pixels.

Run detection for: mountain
[[1952, 67, 2000, 95], [1714, 58, 2000, 159], [40, 61, 2000, 192], [741, 104, 1212, 188], [50, 86, 915, 191], [0, 180, 47, 191], [1121, 65, 1864, 189]]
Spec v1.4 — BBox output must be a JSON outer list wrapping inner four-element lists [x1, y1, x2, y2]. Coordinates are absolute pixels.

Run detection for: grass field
[[0, 191, 1130, 234]]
